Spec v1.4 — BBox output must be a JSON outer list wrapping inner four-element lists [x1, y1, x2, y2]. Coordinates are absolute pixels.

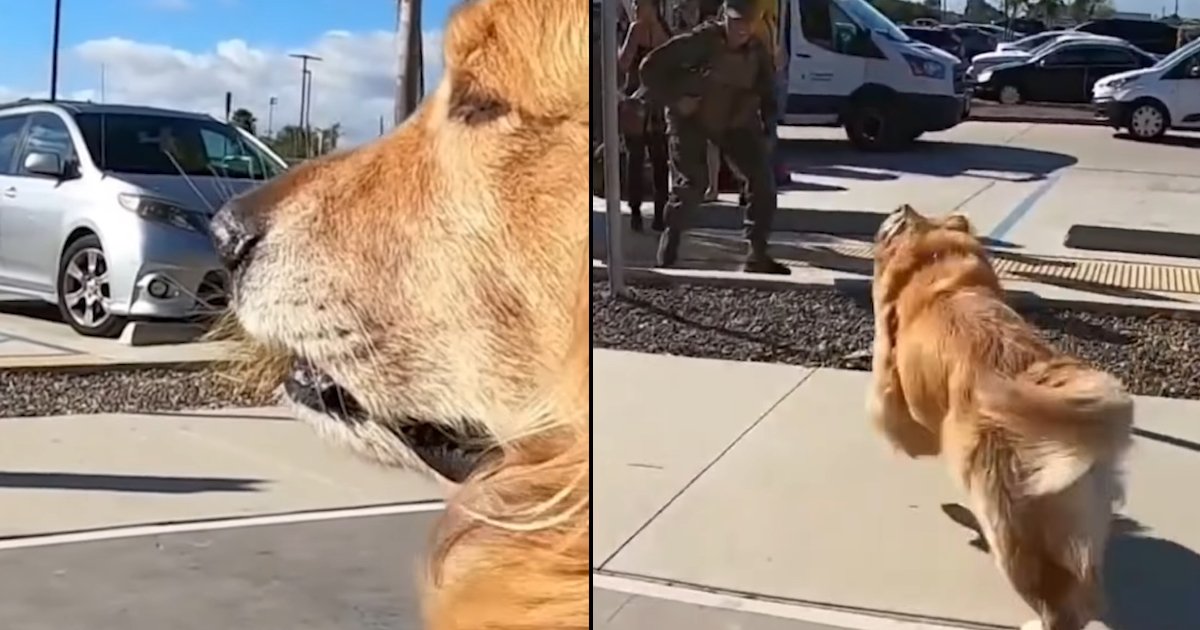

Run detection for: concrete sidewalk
[[0, 407, 440, 538], [594, 349, 1200, 630]]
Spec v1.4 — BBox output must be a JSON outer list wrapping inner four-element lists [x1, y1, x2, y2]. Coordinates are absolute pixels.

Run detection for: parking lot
[[596, 120, 1200, 307], [6, 118, 1200, 629]]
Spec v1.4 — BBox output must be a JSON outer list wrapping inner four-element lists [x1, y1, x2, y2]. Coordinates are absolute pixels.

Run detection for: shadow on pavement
[[0, 471, 265, 494], [1105, 518, 1200, 630], [0, 300, 63, 324], [1113, 132, 1200, 149], [778, 138, 1078, 183]]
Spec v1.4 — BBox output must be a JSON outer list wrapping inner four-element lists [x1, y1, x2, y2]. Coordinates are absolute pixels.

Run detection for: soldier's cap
[[722, 0, 759, 19]]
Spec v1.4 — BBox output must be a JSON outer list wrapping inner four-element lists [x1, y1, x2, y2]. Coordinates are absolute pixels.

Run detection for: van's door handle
[[795, 52, 811, 58], [2, 187, 15, 198]]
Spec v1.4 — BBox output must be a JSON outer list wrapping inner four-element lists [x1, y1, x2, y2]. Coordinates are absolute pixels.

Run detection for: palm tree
[[395, 0, 424, 126], [230, 108, 258, 136], [1068, 0, 1114, 22]]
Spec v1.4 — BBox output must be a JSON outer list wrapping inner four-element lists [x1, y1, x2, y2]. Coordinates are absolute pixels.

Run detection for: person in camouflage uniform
[[637, 0, 789, 274]]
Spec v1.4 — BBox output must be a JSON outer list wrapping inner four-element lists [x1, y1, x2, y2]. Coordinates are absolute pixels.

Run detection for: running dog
[[869, 205, 1133, 630]]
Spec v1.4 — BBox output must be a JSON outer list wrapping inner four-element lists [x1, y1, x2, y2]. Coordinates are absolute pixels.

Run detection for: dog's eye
[[448, 74, 511, 125]]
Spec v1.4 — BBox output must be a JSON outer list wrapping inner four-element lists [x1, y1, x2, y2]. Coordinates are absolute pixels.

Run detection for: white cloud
[[0, 29, 444, 147]]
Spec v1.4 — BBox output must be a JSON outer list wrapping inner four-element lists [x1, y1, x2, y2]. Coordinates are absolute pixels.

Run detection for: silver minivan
[[0, 100, 288, 337]]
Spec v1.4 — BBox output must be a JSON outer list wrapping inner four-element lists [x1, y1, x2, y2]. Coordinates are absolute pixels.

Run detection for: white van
[[778, 0, 969, 150], [1092, 36, 1200, 141]]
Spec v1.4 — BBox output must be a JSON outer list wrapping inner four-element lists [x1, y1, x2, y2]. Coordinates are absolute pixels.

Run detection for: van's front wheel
[[844, 102, 912, 152]]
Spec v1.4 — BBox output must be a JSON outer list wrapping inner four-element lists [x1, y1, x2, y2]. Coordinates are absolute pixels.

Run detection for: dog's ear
[[941, 213, 973, 234], [877, 204, 918, 244]]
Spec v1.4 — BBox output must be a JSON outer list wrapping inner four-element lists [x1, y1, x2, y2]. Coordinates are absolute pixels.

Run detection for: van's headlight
[[903, 54, 946, 80], [118, 193, 200, 232], [976, 70, 993, 84], [1106, 75, 1141, 90]]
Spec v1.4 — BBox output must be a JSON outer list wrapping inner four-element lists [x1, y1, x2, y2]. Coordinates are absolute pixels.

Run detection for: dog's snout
[[210, 195, 265, 271]]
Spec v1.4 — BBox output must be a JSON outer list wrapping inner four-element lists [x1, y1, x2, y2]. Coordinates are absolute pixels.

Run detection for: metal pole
[[289, 53, 322, 157], [267, 96, 276, 137], [303, 69, 314, 155], [601, 0, 625, 296], [50, 0, 63, 101]]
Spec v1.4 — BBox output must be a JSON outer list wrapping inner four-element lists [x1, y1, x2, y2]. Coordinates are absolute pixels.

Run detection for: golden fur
[[218, 0, 589, 628], [870, 205, 1133, 630]]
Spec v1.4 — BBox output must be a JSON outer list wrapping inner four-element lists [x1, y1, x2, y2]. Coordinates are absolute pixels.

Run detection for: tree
[[266, 123, 342, 161], [1068, 0, 1113, 21], [230, 108, 257, 135]]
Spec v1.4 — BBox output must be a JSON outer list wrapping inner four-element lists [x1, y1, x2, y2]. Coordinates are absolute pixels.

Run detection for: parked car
[[901, 26, 965, 59], [1072, 18, 1180, 56], [949, 25, 998, 59], [975, 39, 1159, 105], [0, 100, 288, 337], [1093, 36, 1200, 140], [968, 34, 1124, 83], [995, 29, 1069, 52], [995, 17, 1048, 35], [969, 23, 1022, 43]]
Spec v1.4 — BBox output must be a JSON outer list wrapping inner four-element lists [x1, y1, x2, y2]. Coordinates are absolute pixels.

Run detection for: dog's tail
[[975, 361, 1133, 498]]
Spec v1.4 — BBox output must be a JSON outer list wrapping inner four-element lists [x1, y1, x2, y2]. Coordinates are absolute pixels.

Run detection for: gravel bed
[[0, 368, 274, 418], [592, 281, 1200, 400]]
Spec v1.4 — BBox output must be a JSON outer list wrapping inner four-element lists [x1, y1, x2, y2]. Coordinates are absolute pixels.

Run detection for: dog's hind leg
[[995, 529, 1098, 630]]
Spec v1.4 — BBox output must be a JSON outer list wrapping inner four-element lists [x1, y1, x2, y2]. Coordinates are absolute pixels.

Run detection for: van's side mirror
[[1188, 64, 1200, 78], [23, 152, 65, 178]]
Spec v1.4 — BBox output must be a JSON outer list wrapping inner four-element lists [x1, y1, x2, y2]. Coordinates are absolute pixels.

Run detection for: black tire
[[996, 84, 1022, 106], [56, 234, 128, 338], [1125, 99, 1169, 141], [844, 100, 910, 152]]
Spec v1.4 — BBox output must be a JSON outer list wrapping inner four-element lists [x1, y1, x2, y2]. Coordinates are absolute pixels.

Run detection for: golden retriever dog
[[869, 205, 1134, 630], [207, 0, 589, 628]]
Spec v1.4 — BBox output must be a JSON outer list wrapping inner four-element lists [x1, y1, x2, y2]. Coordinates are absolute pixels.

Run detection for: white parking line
[[593, 573, 1006, 630], [0, 501, 445, 551]]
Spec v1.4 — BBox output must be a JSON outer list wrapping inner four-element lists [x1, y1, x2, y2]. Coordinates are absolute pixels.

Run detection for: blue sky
[[0, 0, 456, 144], [1, 0, 455, 96]]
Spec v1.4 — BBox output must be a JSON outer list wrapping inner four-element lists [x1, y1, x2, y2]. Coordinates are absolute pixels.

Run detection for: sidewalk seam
[[597, 366, 819, 569], [593, 571, 1013, 630]]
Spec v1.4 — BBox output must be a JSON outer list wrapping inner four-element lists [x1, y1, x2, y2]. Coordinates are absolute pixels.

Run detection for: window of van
[[798, 0, 860, 54], [0, 115, 29, 175]]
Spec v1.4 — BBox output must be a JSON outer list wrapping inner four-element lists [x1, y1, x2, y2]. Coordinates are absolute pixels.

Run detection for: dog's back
[[959, 357, 1132, 630]]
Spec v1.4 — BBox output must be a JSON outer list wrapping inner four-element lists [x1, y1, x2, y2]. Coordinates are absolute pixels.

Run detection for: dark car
[[975, 40, 1157, 104], [995, 17, 1048, 35], [949, 25, 997, 60], [901, 26, 965, 59], [1072, 18, 1180, 56]]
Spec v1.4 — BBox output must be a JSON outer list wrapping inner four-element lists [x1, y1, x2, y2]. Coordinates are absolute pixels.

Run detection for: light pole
[[288, 53, 321, 159], [50, 0, 63, 101], [267, 96, 277, 137], [394, 0, 424, 125]]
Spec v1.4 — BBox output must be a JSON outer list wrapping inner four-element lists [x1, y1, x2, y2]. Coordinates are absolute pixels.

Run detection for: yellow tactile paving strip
[[814, 241, 1200, 295]]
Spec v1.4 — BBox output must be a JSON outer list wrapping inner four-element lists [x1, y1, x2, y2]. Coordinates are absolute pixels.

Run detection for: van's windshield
[[832, 0, 910, 42]]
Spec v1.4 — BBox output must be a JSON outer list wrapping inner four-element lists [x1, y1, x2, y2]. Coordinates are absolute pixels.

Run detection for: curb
[[0, 356, 219, 375], [967, 114, 1104, 127], [591, 262, 1200, 322]]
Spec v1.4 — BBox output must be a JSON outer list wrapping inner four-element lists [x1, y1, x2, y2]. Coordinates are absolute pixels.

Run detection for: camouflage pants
[[664, 116, 777, 252]]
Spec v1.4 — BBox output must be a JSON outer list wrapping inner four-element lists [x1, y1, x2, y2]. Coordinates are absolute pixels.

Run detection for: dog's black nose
[[210, 195, 264, 271]]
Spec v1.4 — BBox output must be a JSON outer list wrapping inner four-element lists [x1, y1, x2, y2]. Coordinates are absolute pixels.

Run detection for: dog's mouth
[[283, 360, 499, 483]]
